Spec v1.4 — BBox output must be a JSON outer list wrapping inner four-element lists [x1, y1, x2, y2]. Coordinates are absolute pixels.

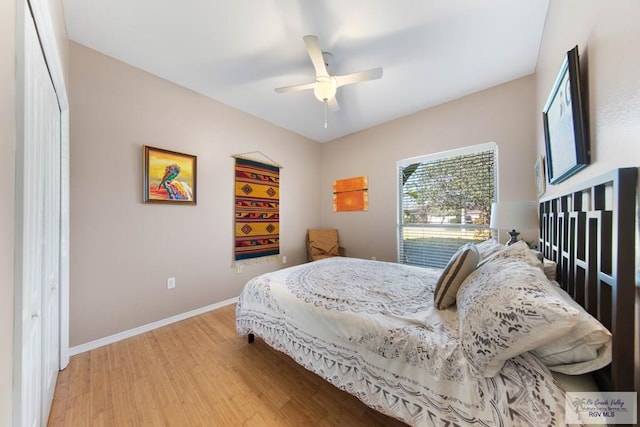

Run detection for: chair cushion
[[308, 229, 340, 261]]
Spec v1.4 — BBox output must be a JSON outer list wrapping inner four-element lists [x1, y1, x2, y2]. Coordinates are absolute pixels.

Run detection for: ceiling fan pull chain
[[324, 101, 328, 128]]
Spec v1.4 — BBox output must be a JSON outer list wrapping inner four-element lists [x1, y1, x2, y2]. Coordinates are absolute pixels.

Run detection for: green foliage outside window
[[398, 145, 497, 268]]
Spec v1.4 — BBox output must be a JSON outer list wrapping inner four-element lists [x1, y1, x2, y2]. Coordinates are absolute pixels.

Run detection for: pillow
[[477, 240, 544, 271], [532, 285, 611, 375], [542, 258, 557, 281], [457, 255, 580, 377], [530, 249, 544, 262], [475, 238, 505, 261], [434, 243, 479, 310]]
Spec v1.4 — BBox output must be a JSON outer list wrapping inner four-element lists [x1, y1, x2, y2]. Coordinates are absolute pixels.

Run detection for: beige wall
[[535, 0, 640, 193], [1, 0, 16, 423], [535, 0, 640, 395], [319, 75, 538, 261], [68, 42, 321, 346], [50, 0, 68, 86]]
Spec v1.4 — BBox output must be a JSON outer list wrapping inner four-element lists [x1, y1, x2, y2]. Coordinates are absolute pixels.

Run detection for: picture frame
[[143, 145, 197, 204], [542, 45, 590, 185], [534, 155, 546, 197]]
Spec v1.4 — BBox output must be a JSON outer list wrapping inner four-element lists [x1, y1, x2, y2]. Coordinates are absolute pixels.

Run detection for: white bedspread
[[236, 257, 571, 426]]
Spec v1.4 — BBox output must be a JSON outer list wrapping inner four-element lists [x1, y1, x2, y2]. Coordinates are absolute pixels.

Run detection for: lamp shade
[[490, 201, 538, 231]]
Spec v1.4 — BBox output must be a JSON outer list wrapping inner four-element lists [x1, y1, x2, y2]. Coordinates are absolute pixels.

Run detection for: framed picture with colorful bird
[[143, 145, 197, 204]]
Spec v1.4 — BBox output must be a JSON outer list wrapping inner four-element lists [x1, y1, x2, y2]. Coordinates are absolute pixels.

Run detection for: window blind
[[398, 144, 497, 268]]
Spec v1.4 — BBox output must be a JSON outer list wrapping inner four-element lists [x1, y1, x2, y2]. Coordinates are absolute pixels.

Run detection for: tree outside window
[[398, 143, 496, 268]]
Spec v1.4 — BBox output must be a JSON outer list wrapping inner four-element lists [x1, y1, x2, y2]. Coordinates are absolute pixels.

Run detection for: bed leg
[[248, 333, 254, 344]]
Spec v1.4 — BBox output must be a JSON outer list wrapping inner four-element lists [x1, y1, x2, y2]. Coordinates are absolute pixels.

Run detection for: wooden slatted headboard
[[539, 167, 637, 393]]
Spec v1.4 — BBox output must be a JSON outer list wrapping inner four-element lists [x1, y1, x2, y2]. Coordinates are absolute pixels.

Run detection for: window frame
[[396, 142, 498, 267]]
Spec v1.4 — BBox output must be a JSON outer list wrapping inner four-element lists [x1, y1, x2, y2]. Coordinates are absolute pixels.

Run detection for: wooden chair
[[306, 229, 346, 261]]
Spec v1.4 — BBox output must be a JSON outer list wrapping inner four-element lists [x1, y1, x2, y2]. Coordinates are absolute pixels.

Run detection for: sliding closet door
[[40, 54, 61, 423], [17, 3, 62, 425]]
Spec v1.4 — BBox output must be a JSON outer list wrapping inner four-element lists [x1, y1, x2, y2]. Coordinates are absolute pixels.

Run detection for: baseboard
[[68, 297, 238, 356]]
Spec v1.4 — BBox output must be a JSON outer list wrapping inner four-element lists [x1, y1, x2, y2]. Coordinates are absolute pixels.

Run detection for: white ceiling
[[62, 0, 549, 143]]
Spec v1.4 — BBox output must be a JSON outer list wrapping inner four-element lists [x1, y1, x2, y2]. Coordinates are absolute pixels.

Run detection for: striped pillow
[[434, 243, 479, 310]]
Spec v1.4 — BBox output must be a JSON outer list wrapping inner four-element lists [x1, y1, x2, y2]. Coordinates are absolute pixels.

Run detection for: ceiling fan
[[275, 35, 383, 127]]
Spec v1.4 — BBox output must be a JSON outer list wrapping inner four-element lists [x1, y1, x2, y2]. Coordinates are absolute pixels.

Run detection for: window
[[397, 142, 497, 268]]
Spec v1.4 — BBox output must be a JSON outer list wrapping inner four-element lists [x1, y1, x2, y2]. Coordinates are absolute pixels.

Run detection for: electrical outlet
[[167, 277, 175, 289], [236, 264, 242, 274], [371, 256, 377, 260], [282, 255, 287, 264]]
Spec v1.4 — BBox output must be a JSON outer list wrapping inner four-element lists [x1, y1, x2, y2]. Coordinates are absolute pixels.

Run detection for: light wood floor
[[48, 304, 407, 426]]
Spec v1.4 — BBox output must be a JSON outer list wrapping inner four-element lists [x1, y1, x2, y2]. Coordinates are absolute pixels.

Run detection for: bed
[[236, 167, 638, 426]]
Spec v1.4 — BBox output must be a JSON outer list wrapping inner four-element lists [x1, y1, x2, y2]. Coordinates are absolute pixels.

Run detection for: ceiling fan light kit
[[275, 35, 383, 128], [313, 76, 337, 102]]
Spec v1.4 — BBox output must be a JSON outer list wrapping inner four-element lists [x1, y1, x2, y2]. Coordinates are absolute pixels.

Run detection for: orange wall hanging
[[333, 176, 368, 211]]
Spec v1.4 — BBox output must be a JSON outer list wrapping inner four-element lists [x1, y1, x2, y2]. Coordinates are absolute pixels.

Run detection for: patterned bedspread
[[236, 257, 572, 426]]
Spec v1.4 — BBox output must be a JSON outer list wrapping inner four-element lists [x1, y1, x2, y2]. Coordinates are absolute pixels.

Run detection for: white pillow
[[457, 253, 580, 378], [475, 238, 505, 261], [433, 243, 479, 310], [482, 240, 543, 268], [542, 258, 557, 281], [532, 285, 611, 375]]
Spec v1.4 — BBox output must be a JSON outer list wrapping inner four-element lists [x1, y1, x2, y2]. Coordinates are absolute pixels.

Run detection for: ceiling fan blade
[[275, 81, 315, 93], [327, 97, 340, 112], [335, 67, 383, 88], [303, 35, 329, 77]]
